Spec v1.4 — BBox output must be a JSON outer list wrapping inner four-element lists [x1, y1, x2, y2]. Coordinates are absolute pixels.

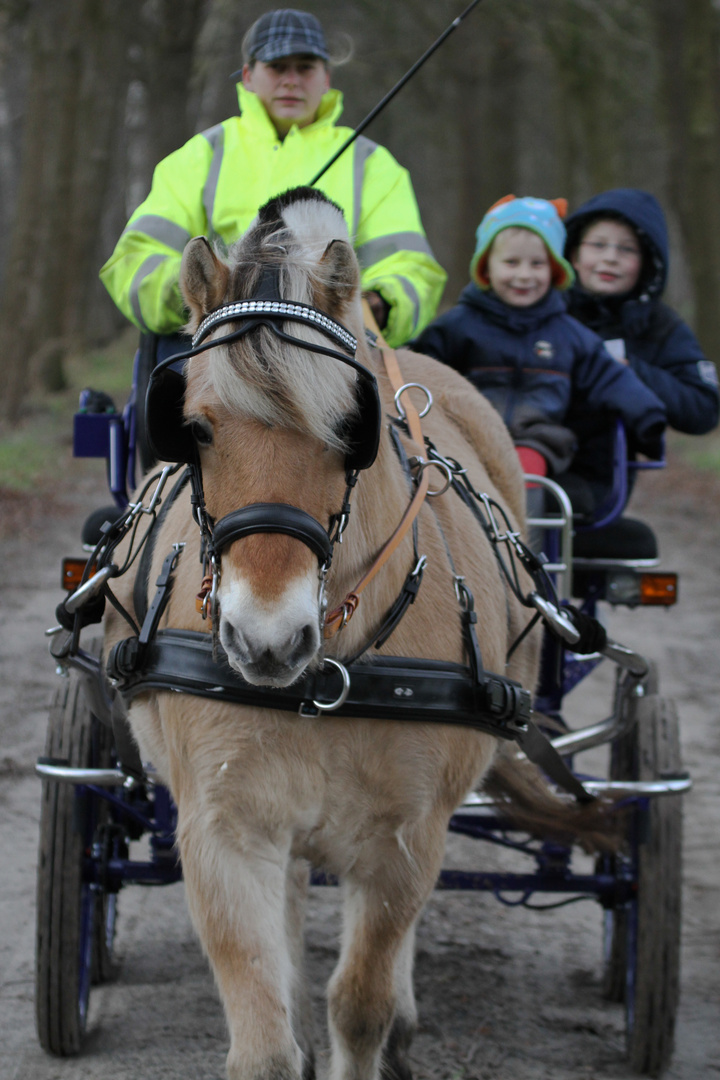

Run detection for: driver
[[99, 9, 446, 350]]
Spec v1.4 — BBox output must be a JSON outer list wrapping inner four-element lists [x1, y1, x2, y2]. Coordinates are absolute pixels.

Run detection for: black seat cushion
[[573, 516, 658, 561], [81, 505, 124, 547], [554, 470, 599, 520]]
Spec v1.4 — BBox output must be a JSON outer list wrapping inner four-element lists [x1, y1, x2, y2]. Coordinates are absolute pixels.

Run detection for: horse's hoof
[[380, 1056, 414, 1080], [381, 1017, 415, 1080]]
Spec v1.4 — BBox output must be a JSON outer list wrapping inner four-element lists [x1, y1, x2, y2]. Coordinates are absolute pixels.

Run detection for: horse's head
[[178, 189, 374, 687]]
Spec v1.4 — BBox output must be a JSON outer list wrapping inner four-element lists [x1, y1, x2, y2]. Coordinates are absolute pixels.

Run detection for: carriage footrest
[[581, 777, 691, 797], [35, 760, 127, 786]]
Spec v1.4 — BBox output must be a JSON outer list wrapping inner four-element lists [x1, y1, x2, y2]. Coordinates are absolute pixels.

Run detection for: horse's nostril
[[220, 621, 250, 664], [221, 617, 317, 676], [289, 623, 315, 651], [286, 623, 318, 665]]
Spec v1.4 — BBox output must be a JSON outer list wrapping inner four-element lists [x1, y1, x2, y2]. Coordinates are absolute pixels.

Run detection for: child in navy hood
[[413, 195, 667, 514], [565, 188, 719, 435]]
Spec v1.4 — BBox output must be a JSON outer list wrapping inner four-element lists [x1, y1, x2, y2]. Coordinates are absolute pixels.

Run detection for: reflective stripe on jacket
[[99, 87, 446, 347]]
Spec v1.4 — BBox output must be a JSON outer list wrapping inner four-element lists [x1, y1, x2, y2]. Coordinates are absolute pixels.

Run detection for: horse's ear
[[180, 237, 230, 328], [319, 239, 359, 303]]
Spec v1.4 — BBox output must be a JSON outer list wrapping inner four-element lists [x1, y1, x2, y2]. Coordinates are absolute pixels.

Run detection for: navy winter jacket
[[413, 284, 667, 453], [564, 188, 719, 435]]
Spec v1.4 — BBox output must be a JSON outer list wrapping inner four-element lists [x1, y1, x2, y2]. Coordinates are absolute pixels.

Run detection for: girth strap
[[211, 502, 332, 563], [514, 721, 595, 804]]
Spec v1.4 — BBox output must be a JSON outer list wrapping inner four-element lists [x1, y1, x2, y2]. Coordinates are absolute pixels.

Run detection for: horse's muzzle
[[220, 616, 320, 687], [218, 572, 322, 687]]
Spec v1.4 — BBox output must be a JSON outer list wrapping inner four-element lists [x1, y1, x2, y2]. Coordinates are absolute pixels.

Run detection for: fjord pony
[[104, 189, 540, 1080]]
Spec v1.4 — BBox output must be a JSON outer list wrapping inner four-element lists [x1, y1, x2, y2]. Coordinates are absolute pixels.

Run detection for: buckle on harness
[[483, 677, 532, 730]]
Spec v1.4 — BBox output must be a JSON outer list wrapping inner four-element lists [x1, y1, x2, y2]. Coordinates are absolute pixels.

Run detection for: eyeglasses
[[580, 240, 641, 258]]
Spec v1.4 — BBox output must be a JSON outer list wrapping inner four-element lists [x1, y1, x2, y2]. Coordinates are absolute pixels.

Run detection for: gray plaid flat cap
[[231, 9, 328, 78]]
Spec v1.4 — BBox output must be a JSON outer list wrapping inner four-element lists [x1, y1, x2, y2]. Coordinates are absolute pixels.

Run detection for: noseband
[[210, 502, 332, 564]]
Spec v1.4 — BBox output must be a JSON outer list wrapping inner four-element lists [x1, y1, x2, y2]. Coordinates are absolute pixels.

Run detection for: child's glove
[[636, 420, 665, 460]]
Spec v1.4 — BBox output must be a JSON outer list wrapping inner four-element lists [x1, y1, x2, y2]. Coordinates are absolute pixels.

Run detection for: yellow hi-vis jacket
[[99, 86, 446, 347]]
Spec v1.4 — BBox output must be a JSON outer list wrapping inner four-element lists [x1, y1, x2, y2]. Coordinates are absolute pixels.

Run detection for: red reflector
[[518, 447, 548, 489], [517, 446, 548, 475], [639, 573, 678, 606]]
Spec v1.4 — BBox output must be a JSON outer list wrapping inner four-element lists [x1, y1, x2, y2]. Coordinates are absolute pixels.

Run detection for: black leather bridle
[[143, 265, 382, 631]]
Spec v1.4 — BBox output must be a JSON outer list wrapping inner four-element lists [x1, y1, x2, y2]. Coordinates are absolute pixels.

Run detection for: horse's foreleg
[[180, 832, 307, 1080], [328, 822, 445, 1080], [381, 924, 417, 1080], [285, 857, 316, 1080]]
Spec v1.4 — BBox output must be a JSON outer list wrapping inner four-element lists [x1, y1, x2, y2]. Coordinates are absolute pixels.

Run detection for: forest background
[[1, 0, 720, 422]]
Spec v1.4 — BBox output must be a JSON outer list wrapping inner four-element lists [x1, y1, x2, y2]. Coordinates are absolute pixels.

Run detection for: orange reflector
[[639, 573, 678, 606], [61, 557, 95, 592]]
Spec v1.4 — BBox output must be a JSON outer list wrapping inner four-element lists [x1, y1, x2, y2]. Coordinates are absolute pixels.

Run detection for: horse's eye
[[191, 421, 213, 447]]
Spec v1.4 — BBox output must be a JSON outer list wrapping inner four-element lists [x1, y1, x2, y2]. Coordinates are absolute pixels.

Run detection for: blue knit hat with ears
[[470, 195, 575, 291]]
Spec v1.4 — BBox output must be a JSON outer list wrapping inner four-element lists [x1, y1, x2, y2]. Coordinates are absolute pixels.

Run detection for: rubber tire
[[602, 662, 659, 1003], [603, 684, 683, 1076], [35, 651, 117, 1055]]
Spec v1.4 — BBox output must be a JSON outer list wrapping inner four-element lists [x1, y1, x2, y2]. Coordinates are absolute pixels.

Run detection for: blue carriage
[[35, 320, 687, 1078]]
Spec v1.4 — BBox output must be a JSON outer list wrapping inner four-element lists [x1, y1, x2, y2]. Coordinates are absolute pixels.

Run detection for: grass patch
[[0, 330, 136, 493], [667, 427, 720, 476], [0, 432, 56, 489]]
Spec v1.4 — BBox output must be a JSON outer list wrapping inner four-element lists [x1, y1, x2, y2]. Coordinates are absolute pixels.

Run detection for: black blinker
[[145, 365, 197, 465], [344, 375, 382, 473]]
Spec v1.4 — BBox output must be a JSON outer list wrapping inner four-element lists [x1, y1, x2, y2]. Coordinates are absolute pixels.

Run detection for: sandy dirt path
[[1, 459, 718, 1080]]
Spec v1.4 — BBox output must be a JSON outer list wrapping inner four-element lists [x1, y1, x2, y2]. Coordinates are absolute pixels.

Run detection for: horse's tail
[[484, 742, 623, 853]]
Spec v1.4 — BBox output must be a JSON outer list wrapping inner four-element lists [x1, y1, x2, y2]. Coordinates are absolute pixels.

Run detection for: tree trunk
[[0, 0, 144, 420], [139, 0, 209, 175], [0, 0, 91, 412], [652, 0, 720, 362], [64, 1, 141, 344]]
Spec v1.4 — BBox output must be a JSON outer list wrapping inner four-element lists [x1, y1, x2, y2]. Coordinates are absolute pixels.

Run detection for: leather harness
[[68, 301, 596, 804]]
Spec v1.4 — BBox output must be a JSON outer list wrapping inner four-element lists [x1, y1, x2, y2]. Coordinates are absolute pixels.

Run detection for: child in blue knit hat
[[413, 195, 668, 516]]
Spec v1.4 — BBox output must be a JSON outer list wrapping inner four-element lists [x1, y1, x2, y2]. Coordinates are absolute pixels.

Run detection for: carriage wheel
[[35, 647, 119, 1055], [603, 687, 683, 1076]]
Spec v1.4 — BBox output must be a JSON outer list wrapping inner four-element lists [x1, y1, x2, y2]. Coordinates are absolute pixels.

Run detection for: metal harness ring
[[311, 658, 351, 712], [394, 382, 433, 420], [412, 457, 453, 497]]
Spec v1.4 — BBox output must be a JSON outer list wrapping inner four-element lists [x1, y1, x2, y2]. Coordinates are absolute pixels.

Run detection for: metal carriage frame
[[36, 335, 688, 1075]]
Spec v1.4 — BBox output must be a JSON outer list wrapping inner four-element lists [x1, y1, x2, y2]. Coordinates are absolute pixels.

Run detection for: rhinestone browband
[[192, 301, 357, 355]]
